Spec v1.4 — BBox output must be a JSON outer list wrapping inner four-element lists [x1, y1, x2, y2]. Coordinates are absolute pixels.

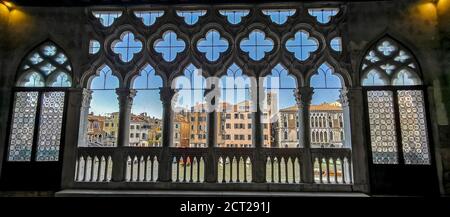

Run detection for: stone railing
[[72, 147, 353, 191]]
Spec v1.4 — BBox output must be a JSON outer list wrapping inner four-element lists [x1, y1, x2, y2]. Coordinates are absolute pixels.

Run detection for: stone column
[[295, 87, 314, 183], [340, 88, 352, 149], [61, 88, 84, 188], [111, 88, 136, 182], [158, 86, 175, 182], [347, 87, 369, 192], [77, 89, 92, 147], [204, 85, 218, 183], [252, 76, 265, 183]]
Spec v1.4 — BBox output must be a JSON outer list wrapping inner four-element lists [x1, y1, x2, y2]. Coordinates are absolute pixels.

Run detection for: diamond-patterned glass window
[[36, 92, 65, 161], [367, 91, 398, 164], [154, 31, 186, 62], [398, 90, 430, 165], [285, 30, 319, 61], [8, 92, 39, 161], [8, 41, 72, 162], [240, 30, 274, 61], [362, 37, 429, 166], [197, 30, 229, 62]]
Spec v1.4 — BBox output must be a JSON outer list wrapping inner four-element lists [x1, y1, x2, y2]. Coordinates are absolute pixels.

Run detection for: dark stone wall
[[0, 0, 448, 194]]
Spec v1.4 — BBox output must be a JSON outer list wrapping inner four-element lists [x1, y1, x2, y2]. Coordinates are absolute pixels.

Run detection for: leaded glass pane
[[8, 92, 39, 161], [367, 91, 398, 164], [36, 92, 65, 161], [398, 90, 430, 165]]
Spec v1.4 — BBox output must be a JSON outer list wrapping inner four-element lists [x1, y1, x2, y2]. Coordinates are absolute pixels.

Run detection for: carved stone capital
[[295, 87, 314, 107], [116, 88, 136, 108], [81, 88, 93, 108], [160, 86, 176, 104], [339, 87, 349, 106]]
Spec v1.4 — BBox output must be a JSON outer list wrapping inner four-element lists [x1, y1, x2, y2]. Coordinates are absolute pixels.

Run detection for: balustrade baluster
[[236, 157, 240, 183], [278, 158, 282, 183], [334, 158, 338, 184], [319, 158, 323, 184], [189, 157, 194, 183], [271, 158, 274, 183], [341, 159, 346, 184], [176, 157, 180, 182], [197, 157, 201, 183], [82, 156, 88, 182], [326, 159, 330, 184], [230, 156, 233, 183], [183, 157, 187, 182], [144, 156, 148, 182]]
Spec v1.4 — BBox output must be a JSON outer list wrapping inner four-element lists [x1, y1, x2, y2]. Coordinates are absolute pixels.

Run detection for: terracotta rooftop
[[280, 102, 342, 112]]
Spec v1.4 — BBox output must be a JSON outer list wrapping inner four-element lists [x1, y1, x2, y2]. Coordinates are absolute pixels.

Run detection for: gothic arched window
[[8, 41, 72, 162], [362, 37, 430, 165], [129, 64, 163, 147], [78, 65, 120, 148], [262, 64, 299, 148], [309, 63, 350, 149], [172, 64, 207, 148], [217, 63, 253, 148], [361, 38, 421, 86]]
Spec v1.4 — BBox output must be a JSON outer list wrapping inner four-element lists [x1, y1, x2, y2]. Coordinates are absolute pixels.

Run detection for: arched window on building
[[78, 65, 120, 147], [309, 63, 350, 149], [8, 41, 72, 162], [129, 64, 163, 147], [217, 63, 253, 148], [361, 37, 430, 165], [262, 64, 299, 148], [172, 64, 207, 148]]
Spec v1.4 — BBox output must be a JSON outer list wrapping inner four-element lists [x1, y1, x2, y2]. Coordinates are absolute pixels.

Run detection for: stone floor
[[55, 190, 369, 197]]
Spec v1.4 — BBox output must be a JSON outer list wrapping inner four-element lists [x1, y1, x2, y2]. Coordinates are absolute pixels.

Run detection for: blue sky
[[88, 63, 343, 119], [88, 21, 344, 118]]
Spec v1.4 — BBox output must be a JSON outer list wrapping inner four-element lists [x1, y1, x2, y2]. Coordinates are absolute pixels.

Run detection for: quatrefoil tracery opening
[[154, 30, 186, 62], [197, 30, 230, 62], [111, 31, 143, 63], [240, 30, 274, 61]]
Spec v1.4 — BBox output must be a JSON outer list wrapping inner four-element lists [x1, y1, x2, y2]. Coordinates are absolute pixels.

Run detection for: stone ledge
[[56, 189, 369, 197]]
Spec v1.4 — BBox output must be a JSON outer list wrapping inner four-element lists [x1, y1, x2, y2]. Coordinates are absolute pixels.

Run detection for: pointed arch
[[309, 62, 345, 89], [15, 40, 73, 87], [360, 34, 422, 86], [128, 63, 163, 89], [306, 57, 350, 88], [86, 64, 120, 90], [81, 57, 123, 89]]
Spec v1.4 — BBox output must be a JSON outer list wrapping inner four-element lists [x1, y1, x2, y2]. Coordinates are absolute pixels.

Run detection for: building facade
[[0, 0, 448, 196]]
